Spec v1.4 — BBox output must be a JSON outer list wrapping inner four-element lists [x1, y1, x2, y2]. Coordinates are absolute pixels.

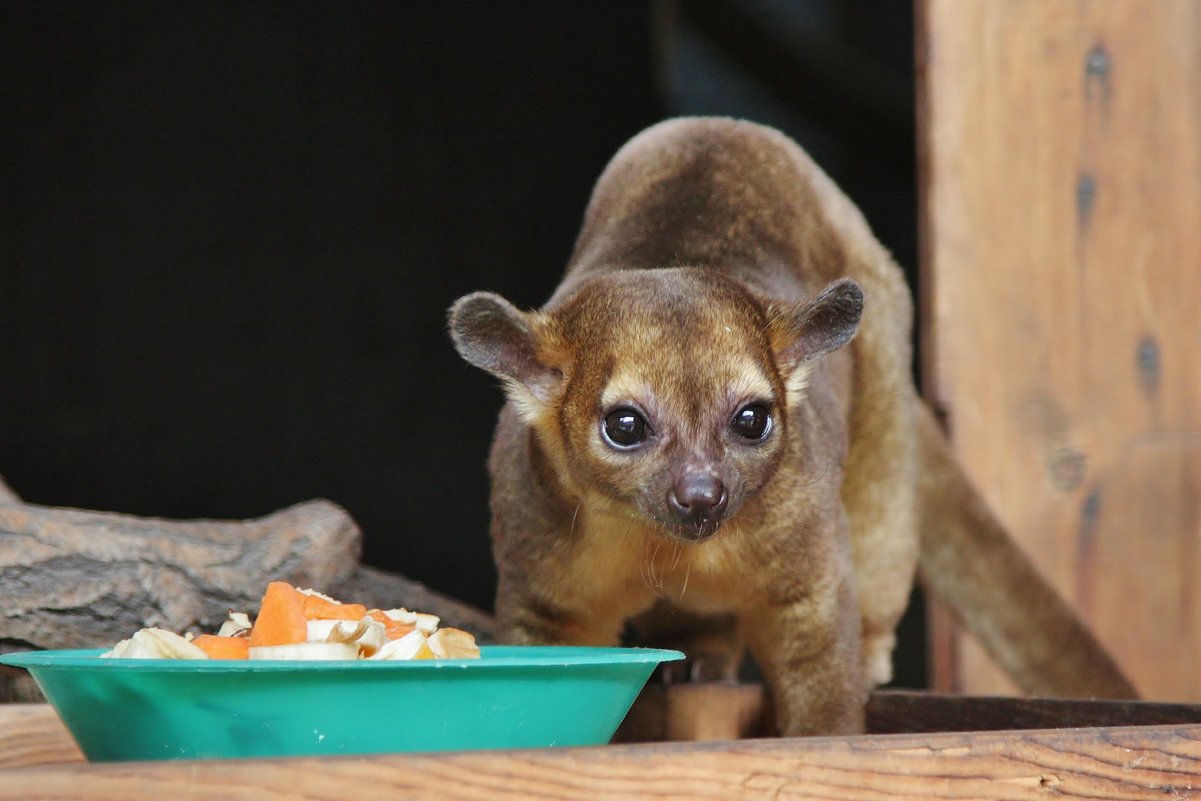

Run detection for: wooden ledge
[[3, 693, 1201, 800], [1, 718, 1199, 800]]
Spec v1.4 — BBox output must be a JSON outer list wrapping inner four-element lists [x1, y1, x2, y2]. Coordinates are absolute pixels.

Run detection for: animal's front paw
[[862, 631, 896, 686], [657, 650, 741, 684]]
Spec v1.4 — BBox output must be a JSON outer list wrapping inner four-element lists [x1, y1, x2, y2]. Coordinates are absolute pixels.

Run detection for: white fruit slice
[[104, 628, 209, 659], [296, 587, 341, 603], [427, 627, 481, 660], [351, 619, 386, 657], [217, 611, 252, 638], [248, 642, 359, 661], [378, 608, 440, 633], [369, 629, 433, 660], [305, 619, 361, 643], [306, 618, 387, 657]]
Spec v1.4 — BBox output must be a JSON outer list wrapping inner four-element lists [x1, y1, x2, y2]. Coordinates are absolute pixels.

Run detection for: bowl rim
[[0, 645, 685, 672]]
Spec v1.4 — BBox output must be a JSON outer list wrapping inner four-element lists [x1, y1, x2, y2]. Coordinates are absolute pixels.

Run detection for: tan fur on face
[[534, 268, 796, 536]]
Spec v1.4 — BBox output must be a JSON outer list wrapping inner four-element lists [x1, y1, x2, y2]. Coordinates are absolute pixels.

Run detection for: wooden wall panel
[[918, 0, 1201, 697]]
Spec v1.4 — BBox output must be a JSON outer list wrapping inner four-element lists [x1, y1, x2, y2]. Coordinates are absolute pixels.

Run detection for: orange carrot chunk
[[248, 581, 309, 648], [192, 634, 250, 660], [301, 594, 368, 621], [369, 610, 417, 640]]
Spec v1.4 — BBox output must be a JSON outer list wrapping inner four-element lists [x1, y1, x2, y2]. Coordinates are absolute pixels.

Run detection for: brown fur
[[449, 118, 1134, 736]]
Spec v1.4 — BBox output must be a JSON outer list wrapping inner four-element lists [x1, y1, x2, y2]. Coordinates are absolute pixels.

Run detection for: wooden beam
[[866, 690, 1201, 734], [918, 0, 1201, 697]]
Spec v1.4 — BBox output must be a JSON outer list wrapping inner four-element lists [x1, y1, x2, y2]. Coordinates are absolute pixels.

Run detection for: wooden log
[[0, 481, 496, 703], [0, 487, 493, 648], [1, 705, 1199, 801], [0, 498, 362, 651], [0, 478, 39, 701]]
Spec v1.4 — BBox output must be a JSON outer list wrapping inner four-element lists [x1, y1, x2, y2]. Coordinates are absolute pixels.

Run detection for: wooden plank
[[0, 705, 82, 768], [866, 690, 1201, 734], [1, 717, 1199, 800], [918, 0, 1201, 697]]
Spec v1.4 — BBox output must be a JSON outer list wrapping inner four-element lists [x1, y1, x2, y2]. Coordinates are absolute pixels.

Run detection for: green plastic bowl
[[0, 646, 683, 762]]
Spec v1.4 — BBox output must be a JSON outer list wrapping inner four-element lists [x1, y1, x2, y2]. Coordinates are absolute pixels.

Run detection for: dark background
[[1, 2, 922, 683]]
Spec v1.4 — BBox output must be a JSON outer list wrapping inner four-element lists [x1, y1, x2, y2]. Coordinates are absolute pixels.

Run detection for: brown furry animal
[[449, 118, 1134, 735]]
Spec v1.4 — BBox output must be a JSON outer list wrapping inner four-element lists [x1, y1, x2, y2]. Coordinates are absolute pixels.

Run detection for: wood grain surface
[[919, 0, 1201, 697], [6, 694, 1201, 799], [1, 712, 1199, 800], [0, 705, 83, 768]]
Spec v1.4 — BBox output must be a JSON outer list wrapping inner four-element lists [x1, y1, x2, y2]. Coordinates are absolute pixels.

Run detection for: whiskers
[[568, 499, 582, 543], [798, 458, 834, 489], [640, 534, 697, 602], [670, 540, 683, 571], [639, 539, 663, 594]]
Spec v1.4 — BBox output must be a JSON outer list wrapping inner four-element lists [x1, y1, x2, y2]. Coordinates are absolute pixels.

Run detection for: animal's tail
[[914, 399, 1137, 699]]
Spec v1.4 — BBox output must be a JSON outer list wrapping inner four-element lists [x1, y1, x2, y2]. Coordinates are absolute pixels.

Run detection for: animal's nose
[[667, 473, 728, 535]]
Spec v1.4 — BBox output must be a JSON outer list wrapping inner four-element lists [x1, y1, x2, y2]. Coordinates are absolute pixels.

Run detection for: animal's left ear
[[447, 291, 565, 421], [768, 278, 864, 376]]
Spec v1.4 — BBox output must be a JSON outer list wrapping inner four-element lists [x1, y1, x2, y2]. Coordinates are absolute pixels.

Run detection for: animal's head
[[448, 268, 862, 542]]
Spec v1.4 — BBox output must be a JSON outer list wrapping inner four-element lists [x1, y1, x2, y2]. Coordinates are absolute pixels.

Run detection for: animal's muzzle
[[667, 473, 728, 540]]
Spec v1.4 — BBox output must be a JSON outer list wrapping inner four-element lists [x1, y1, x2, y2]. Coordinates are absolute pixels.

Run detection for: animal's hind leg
[[844, 408, 919, 687], [842, 382, 921, 686]]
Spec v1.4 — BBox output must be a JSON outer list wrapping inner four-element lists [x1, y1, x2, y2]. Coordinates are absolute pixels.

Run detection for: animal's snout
[[667, 472, 728, 539]]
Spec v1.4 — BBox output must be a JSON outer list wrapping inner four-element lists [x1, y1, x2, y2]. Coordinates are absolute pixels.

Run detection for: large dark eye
[[602, 408, 650, 449], [731, 403, 772, 441]]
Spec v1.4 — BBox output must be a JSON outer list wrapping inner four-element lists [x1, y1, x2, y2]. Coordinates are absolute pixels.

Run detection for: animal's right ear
[[766, 278, 864, 405], [448, 292, 563, 417]]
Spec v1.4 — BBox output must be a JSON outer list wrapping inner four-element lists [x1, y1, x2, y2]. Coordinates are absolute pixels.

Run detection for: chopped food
[[373, 629, 435, 661], [248, 642, 360, 661], [217, 612, 252, 638], [247, 581, 309, 649], [105, 628, 209, 660], [300, 592, 368, 622], [429, 626, 483, 659], [101, 581, 481, 662], [191, 634, 250, 660]]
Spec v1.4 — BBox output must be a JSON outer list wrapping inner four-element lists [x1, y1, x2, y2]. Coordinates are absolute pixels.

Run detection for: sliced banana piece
[[217, 611, 252, 638], [248, 642, 359, 661], [296, 587, 339, 603], [378, 608, 440, 634], [427, 627, 482, 660], [370, 629, 434, 660], [306, 618, 387, 657], [104, 628, 209, 659]]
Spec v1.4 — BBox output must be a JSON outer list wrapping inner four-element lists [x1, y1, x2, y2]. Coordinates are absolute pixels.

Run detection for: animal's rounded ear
[[770, 278, 864, 372], [447, 292, 563, 405]]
